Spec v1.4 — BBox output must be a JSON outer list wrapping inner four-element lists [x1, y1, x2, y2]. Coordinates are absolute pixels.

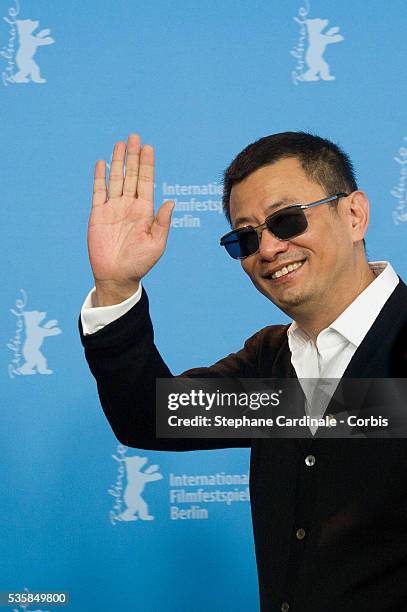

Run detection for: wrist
[[94, 280, 140, 306]]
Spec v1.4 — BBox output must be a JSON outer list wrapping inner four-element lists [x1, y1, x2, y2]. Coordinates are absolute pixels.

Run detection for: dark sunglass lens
[[239, 229, 259, 257], [223, 228, 259, 259], [268, 208, 308, 239]]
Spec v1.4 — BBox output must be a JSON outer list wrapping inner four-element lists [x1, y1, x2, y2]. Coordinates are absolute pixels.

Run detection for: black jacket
[[79, 280, 407, 612]]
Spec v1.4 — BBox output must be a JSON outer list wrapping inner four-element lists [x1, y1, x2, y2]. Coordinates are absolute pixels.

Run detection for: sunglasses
[[220, 193, 348, 260]]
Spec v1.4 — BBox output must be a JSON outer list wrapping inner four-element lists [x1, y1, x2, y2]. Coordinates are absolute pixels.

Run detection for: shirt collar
[[287, 261, 399, 349]]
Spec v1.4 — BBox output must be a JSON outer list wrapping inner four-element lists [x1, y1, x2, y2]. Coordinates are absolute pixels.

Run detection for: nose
[[257, 227, 290, 260]]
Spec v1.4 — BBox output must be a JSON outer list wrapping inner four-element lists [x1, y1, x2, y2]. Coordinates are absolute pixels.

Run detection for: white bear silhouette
[[13, 19, 55, 84], [18, 310, 62, 375], [301, 18, 343, 81], [119, 456, 163, 521]]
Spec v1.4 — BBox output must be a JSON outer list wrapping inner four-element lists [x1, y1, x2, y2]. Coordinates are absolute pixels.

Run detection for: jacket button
[[281, 603, 290, 611], [296, 528, 306, 540], [305, 454, 316, 466]]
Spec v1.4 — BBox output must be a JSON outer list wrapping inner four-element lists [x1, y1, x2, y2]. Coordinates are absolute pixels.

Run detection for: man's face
[[229, 157, 355, 319]]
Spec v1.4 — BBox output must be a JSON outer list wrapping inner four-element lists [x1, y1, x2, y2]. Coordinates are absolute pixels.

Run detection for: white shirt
[[81, 282, 143, 336], [287, 262, 398, 378], [287, 261, 399, 430]]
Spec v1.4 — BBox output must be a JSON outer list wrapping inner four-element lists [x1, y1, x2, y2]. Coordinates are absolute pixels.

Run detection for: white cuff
[[80, 284, 143, 335]]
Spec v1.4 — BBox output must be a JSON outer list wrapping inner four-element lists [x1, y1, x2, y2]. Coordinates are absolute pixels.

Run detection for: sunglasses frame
[[220, 192, 349, 260]]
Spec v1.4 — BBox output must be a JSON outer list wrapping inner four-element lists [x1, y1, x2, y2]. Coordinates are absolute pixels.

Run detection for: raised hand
[[88, 134, 174, 306]]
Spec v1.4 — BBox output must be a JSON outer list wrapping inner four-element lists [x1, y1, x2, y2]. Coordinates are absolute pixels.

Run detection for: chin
[[266, 289, 308, 312]]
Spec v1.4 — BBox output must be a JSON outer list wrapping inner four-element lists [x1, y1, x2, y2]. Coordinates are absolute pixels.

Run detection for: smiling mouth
[[268, 260, 305, 281]]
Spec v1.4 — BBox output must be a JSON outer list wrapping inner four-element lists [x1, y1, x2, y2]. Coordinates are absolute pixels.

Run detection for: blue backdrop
[[2, 1, 407, 610]]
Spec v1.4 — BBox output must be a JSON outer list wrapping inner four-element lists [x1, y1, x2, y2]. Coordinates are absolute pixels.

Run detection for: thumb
[[151, 200, 174, 244]]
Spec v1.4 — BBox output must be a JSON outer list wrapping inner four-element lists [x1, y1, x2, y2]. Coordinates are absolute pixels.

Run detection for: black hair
[[222, 131, 358, 225]]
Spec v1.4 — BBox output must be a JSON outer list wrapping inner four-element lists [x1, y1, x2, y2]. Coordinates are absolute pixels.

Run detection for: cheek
[[306, 217, 345, 256], [327, 220, 351, 253]]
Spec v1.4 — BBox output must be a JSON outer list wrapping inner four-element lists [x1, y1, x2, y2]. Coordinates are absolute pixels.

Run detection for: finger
[[123, 133, 141, 196], [136, 144, 154, 202], [92, 160, 107, 207], [108, 141, 126, 198], [151, 200, 174, 244]]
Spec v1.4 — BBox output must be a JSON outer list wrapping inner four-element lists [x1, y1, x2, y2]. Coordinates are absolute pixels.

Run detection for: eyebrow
[[233, 197, 298, 228]]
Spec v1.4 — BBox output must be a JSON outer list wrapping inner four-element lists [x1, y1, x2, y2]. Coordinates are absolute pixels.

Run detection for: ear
[[344, 191, 370, 243]]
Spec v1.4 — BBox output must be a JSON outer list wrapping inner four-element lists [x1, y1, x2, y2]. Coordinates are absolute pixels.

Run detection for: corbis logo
[[291, 0, 344, 85], [391, 137, 407, 225], [1, 0, 55, 86], [108, 445, 163, 525], [7, 289, 62, 378]]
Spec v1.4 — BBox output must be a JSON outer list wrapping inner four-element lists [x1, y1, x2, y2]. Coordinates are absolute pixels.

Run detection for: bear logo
[[18, 310, 62, 375], [119, 456, 163, 521], [12, 19, 55, 84], [301, 18, 344, 82]]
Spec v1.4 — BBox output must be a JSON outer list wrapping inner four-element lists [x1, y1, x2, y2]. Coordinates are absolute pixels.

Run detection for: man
[[79, 132, 407, 611]]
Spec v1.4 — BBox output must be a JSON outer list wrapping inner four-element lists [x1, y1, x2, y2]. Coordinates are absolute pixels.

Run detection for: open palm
[[88, 134, 174, 302]]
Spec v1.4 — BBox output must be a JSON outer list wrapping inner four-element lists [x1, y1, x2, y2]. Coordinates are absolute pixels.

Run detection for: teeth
[[271, 260, 303, 280]]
